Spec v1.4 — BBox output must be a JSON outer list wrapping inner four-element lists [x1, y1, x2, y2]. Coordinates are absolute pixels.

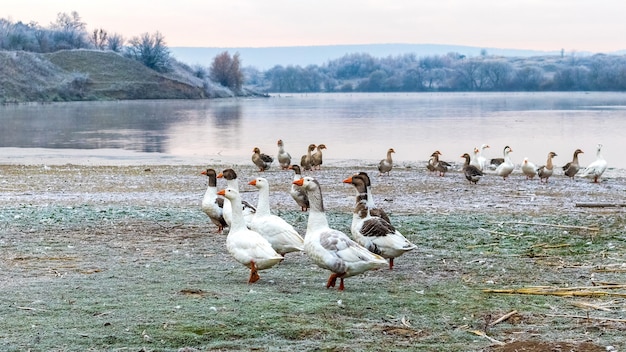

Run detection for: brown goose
[[200, 168, 227, 233], [343, 175, 416, 270], [276, 139, 291, 170], [378, 148, 395, 175], [562, 148, 584, 179], [460, 153, 484, 184], [537, 151, 557, 183], [300, 144, 316, 171], [311, 143, 326, 170], [432, 151, 451, 177], [252, 147, 273, 172], [426, 150, 442, 173], [288, 164, 309, 211], [355, 172, 391, 223]]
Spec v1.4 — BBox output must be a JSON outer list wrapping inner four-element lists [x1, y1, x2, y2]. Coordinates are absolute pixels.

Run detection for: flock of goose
[[201, 139, 608, 290], [200, 140, 418, 290], [429, 143, 608, 184]]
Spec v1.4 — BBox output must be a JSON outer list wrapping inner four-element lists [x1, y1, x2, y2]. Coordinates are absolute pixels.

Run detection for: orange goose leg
[[248, 262, 260, 283], [389, 258, 394, 270], [338, 278, 345, 291], [326, 273, 338, 288]]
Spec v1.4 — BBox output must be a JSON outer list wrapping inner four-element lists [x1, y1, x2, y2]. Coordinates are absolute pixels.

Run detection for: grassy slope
[[0, 50, 207, 103]]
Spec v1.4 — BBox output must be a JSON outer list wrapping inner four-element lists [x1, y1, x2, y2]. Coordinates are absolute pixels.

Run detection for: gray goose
[[276, 139, 291, 170], [378, 148, 395, 175], [300, 144, 316, 171], [311, 144, 326, 170], [252, 147, 273, 172], [537, 151, 557, 183], [288, 164, 309, 211], [461, 153, 484, 184], [562, 148, 584, 179]]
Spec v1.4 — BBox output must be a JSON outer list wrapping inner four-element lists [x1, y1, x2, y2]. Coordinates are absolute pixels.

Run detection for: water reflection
[[1, 93, 625, 168]]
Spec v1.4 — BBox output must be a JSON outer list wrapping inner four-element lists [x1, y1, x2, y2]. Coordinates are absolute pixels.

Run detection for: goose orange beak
[[217, 173, 224, 178], [217, 189, 226, 196], [293, 179, 304, 186], [201, 170, 207, 175], [342, 177, 353, 184], [248, 179, 257, 186]]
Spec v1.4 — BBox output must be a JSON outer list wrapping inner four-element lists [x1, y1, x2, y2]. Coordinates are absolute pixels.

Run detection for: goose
[[252, 147, 273, 172], [248, 177, 304, 256], [426, 151, 441, 173], [432, 151, 451, 177], [288, 164, 309, 211], [521, 157, 538, 180], [476, 144, 490, 171], [378, 148, 395, 175], [217, 169, 256, 227], [495, 146, 514, 180], [355, 172, 391, 223], [200, 168, 227, 234], [343, 175, 416, 270], [293, 177, 387, 291], [537, 152, 557, 183], [217, 187, 283, 283], [563, 148, 584, 179], [300, 144, 316, 171], [461, 153, 484, 184], [580, 144, 608, 183], [469, 147, 481, 170], [311, 144, 327, 170], [276, 139, 292, 170]]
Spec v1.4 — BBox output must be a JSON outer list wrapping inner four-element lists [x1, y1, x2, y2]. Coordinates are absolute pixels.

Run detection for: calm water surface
[[0, 92, 624, 169]]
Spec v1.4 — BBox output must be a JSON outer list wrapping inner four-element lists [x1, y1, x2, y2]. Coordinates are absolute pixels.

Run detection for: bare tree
[[210, 51, 244, 92], [91, 28, 108, 50]]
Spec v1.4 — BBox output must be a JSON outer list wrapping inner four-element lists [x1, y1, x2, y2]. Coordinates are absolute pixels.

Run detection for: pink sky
[[4, 0, 625, 52]]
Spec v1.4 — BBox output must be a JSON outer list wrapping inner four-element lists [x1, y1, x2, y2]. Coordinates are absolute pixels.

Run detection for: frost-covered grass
[[0, 165, 625, 351]]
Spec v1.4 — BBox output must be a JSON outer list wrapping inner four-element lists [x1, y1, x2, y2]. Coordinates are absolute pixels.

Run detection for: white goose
[[248, 177, 304, 256], [495, 146, 514, 180], [276, 139, 292, 170], [217, 187, 283, 283], [343, 175, 416, 270], [217, 169, 256, 227], [289, 164, 309, 211], [476, 144, 490, 171], [293, 177, 387, 291], [580, 144, 608, 183], [200, 168, 227, 234], [521, 157, 538, 180], [469, 147, 481, 170]]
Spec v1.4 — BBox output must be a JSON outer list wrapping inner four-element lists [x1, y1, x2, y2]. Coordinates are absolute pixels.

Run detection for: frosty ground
[[0, 161, 625, 351]]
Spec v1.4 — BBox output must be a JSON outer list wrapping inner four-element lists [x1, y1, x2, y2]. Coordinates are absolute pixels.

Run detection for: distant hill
[[170, 43, 582, 70]]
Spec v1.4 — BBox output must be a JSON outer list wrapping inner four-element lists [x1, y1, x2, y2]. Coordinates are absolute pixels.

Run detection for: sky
[[4, 0, 626, 53]]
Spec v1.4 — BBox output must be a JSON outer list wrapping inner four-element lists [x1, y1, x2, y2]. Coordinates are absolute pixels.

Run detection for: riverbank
[[1, 163, 624, 351]]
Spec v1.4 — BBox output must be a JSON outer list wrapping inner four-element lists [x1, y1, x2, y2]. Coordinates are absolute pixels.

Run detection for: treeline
[[247, 52, 626, 93], [0, 12, 244, 93]]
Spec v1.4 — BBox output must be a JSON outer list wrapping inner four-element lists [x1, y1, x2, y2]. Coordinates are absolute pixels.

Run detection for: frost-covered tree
[[125, 31, 171, 72]]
